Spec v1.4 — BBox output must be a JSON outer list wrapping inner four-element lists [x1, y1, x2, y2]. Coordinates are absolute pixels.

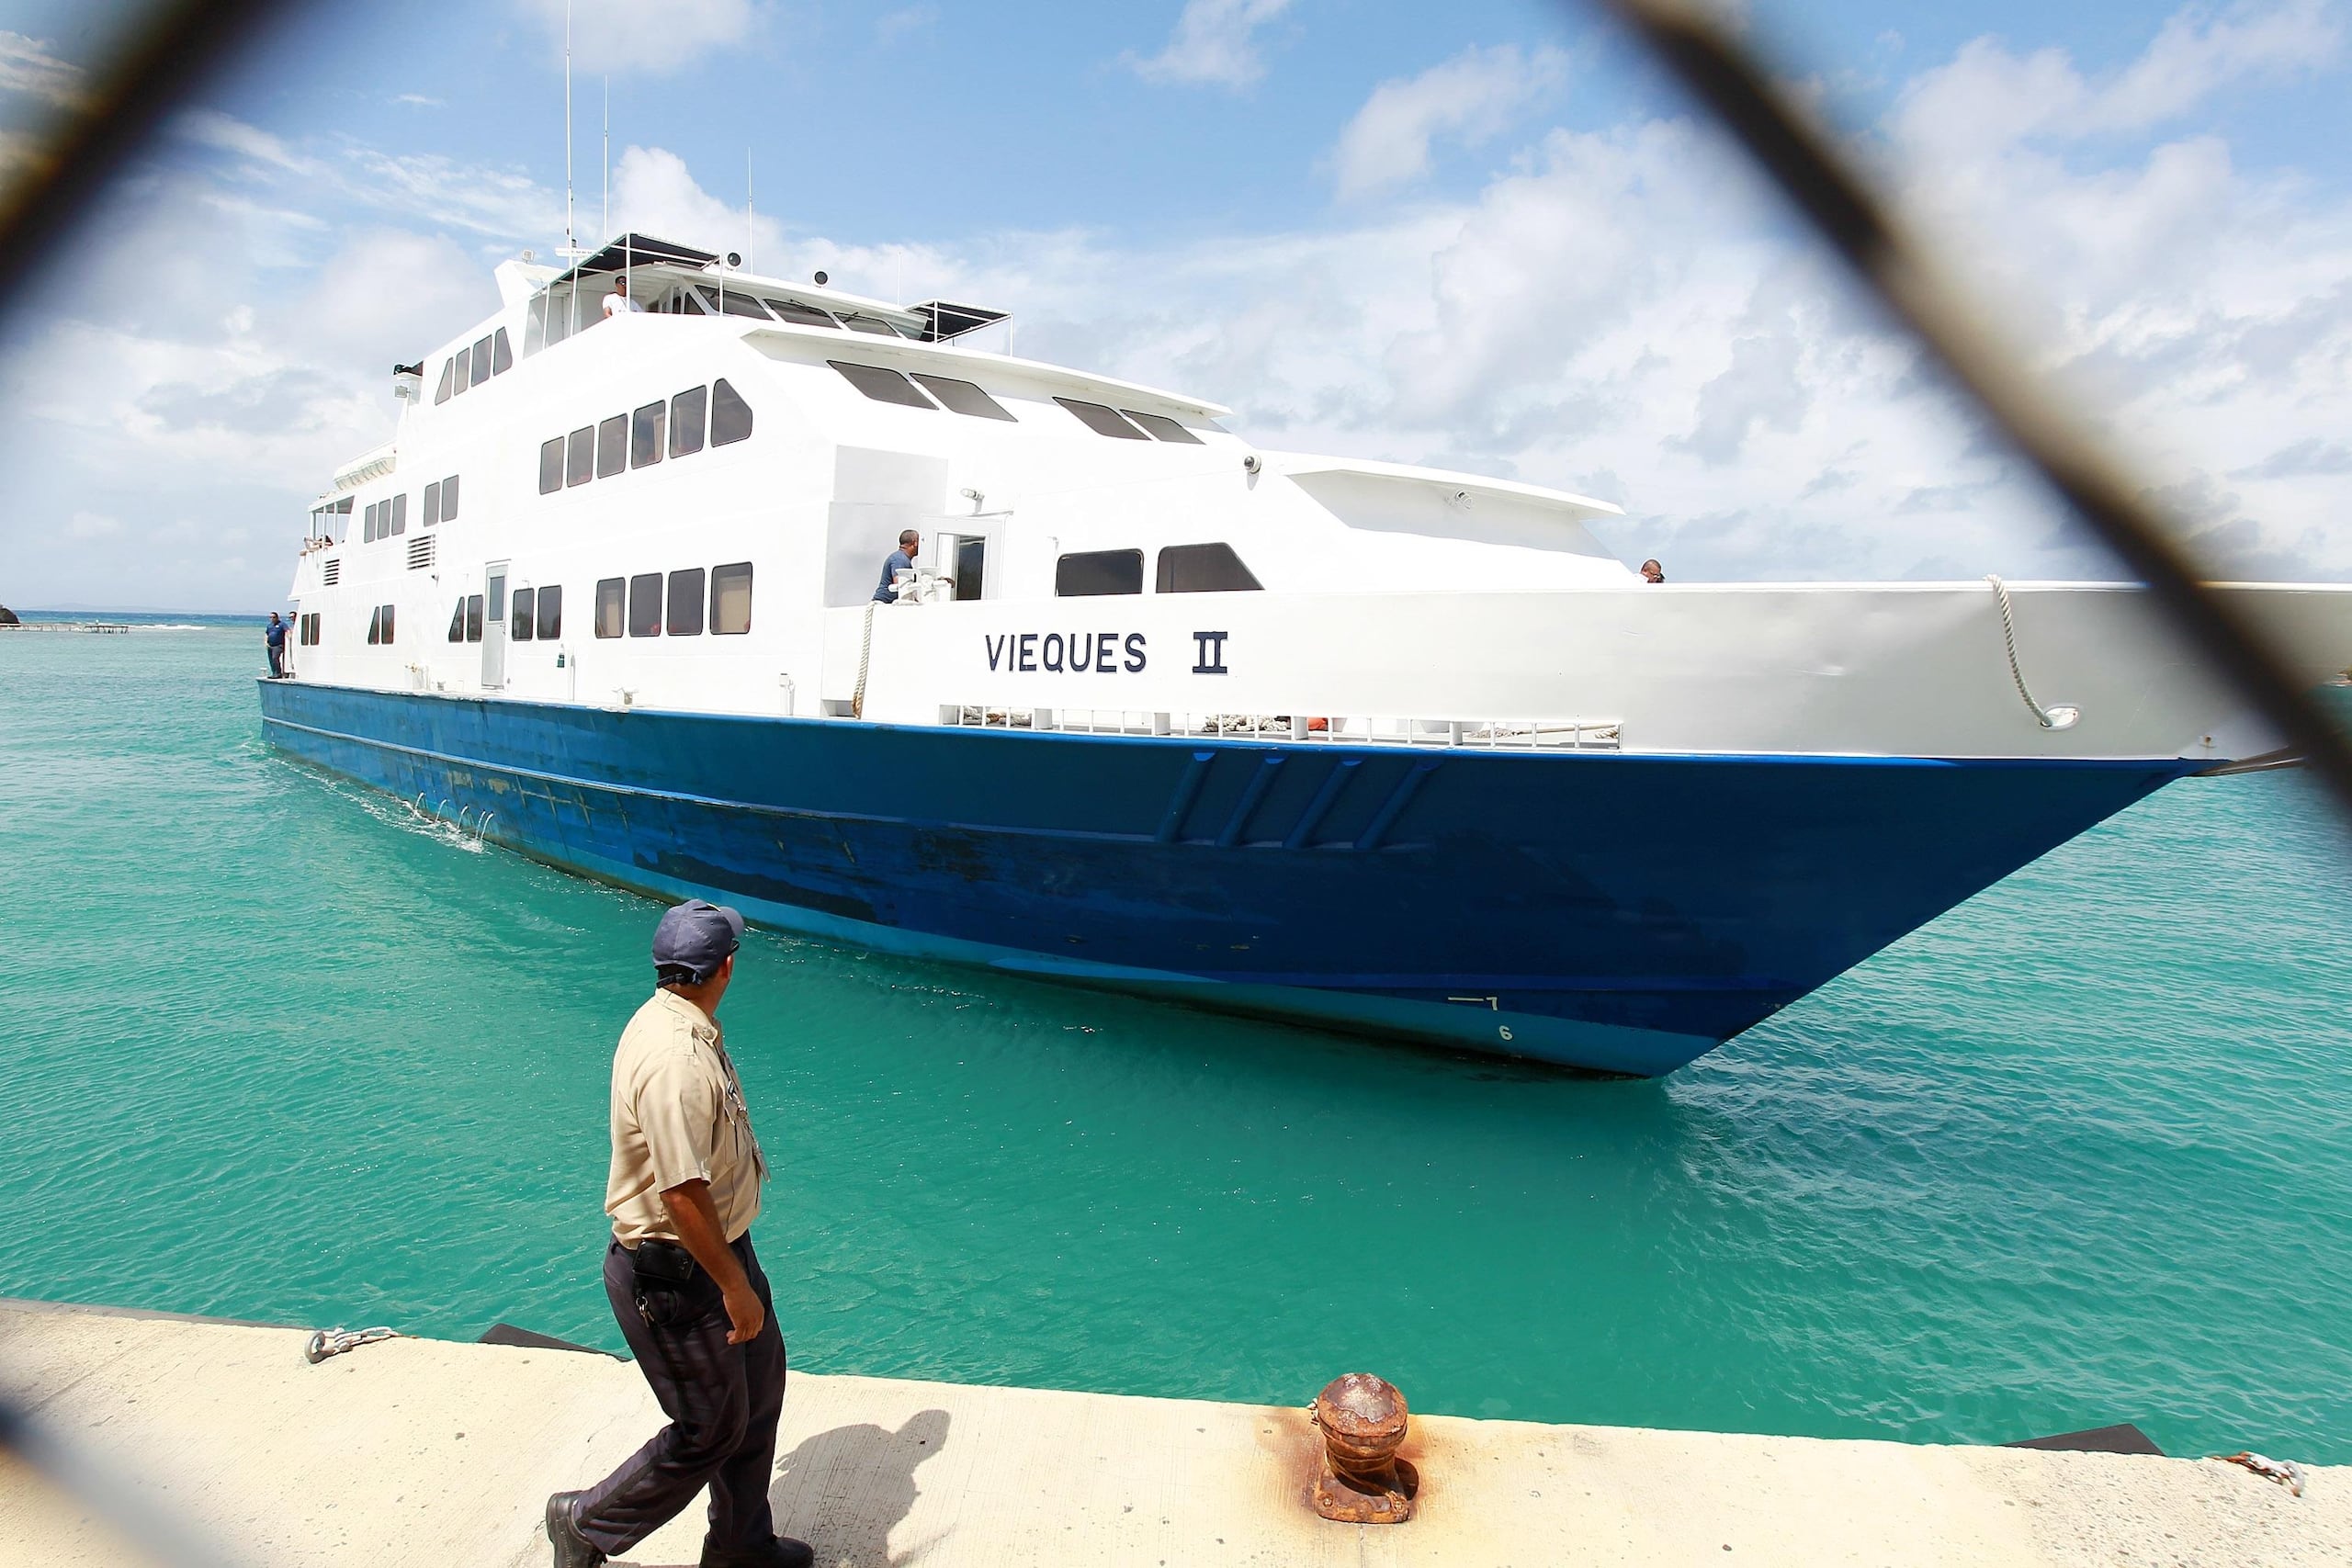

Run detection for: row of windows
[[358, 473, 461, 544], [673, 285, 911, 338], [443, 585, 566, 644], [365, 604, 397, 643], [1055, 543, 1263, 598], [594, 563, 754, 638], [435, 329, 514, 403], [824, 358, 1204, 446], [309, 496, 353, 536], [537, 381, 753, 495], [297, 612, 322, 646]]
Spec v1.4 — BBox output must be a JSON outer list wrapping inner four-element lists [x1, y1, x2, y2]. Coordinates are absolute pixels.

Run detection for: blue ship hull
[[256, 681, 2199, 1075]]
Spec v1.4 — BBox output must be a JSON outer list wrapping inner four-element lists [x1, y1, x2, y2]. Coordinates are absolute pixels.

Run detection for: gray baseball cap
[[652, 898, 744, 984]]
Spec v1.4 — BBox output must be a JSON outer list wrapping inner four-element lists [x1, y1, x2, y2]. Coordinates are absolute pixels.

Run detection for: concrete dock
[[0, 1300, 2341, 1566]]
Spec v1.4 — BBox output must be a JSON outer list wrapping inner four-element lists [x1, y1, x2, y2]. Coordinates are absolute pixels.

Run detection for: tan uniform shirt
[[605, 988, 769, 1247]]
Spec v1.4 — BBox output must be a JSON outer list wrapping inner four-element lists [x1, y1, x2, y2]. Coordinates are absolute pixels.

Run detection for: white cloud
[[177, 109, 309, 174], [516, 0, 762, 75], [1333, 44, 1567, 199], [1128, 0, 1295, 89], [0, 30, 84, 107], [66, 511, 119, 539]]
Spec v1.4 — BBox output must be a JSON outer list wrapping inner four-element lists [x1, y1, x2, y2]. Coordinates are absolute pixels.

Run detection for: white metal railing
[[938, 705, 1622, 750]]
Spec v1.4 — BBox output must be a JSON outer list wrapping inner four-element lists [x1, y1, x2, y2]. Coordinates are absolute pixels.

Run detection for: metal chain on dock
[[1985, 575, 2070, 730], [852, 602, 876, 719]]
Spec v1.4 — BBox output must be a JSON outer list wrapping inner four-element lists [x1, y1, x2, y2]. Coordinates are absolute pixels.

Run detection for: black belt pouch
[[633, 1237, 698, 1285]]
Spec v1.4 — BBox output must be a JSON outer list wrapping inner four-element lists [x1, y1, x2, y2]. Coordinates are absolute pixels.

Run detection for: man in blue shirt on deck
[[872, 531, 920, 603], [264, 613, 287, 678]]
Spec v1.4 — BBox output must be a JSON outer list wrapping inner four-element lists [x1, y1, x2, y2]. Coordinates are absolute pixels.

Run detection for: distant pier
[[0, 1299, 2339, 1566]]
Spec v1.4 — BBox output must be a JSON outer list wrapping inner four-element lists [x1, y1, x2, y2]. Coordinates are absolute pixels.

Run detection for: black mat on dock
[[2006, 1423, 2164, 1456], [477, 1322, 616, 1358]]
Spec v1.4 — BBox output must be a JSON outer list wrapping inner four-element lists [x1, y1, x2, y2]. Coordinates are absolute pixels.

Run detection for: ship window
[[435, 359, 453, 404], [539, 437, 565, 494], [1056, 549, 1145, 596], [628, 572, 662, 637], [491, 327, 514, 375], [447, 600, 464, 642], [710, 562, 752, 634], [842, 315, 904, 336], [367, 605, 379, 644], [1156, 542, 1261, 592], [695, 285, 772, 320], [361, 502, 374, 543], [597, 413, 628, 479], [390, 493, 406, 536], [337, 496, 353, 519], [1124, 410, 1204, 445], [441, 474, 458, 520], [369, 604, 393, 643], [711, 378, 753, 446], [566, 425, 595, 487], [595, 577, 624, 638], [913, 375, 1014, 422], [465, 593, 483, 642], [423, 480, 440, 526], [830, 360, 934, 408], [536, 584, 563, 640], [512, 586, 536, 642], [671, 385, 707, 457], [763, 298, 837, 328], [1056, 398, 1148, 439], [667, 568, 706, 636], [470, 335, 492, 387], [451, 344, 470, 394], [955, 536, 986, 601], [631, 400, 665, 468]]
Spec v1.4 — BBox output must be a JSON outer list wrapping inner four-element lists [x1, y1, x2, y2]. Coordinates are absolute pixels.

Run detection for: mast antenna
[[602, 75, 609, 243], [746, 148, 754, 274], [562, 2, 574, 261]]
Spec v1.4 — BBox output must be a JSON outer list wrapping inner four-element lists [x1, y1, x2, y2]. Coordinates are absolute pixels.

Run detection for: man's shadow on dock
[[766, 1408, 952, 1568]]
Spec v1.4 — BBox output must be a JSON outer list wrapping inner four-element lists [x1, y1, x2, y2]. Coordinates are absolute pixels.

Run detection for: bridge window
[[595, 577, 624, 638], [695, 285, 773, 321], [831, 360, 934, 408], [628, 572, 662, 637], [671, 385, 707, 456], [1056, 398, 1148, 440], [763, 298, 837, 328], [1056, 549, 1144, 597], [1156, 542, 1261, 592], [711, 378, 753, 446], [913, 374, 1014, 421], [667, 568, 706, 637], [566, 425, 595, 487], [539, 437, 565, 494], [491, 328, 513, 375], [452, 344, 470, 395], [631, 400, 665, 468], [596, 413, 628, 479], [435, 359, 453, 404], [711, 562, 752, 634], [512, 587, 536, 642], [469, 335, 492, 387], [536, 584, 563, 640], [1124, 410, 1204, 445]]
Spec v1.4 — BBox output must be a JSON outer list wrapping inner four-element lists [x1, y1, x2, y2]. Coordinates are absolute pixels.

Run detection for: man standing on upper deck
[[872, 530, 919, 604], [546, 900, 810, 1568], [603, 275, 644, 318]]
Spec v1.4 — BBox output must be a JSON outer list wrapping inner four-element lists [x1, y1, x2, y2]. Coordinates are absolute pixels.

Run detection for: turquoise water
[[3, 623, 2347, 1463]]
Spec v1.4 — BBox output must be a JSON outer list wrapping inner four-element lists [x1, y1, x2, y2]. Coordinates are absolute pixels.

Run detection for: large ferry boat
[[260, 231, 2352, 1075]]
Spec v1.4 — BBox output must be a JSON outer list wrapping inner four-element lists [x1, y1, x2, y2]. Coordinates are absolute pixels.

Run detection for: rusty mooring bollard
[[1308, 1373, 1417, 1523]]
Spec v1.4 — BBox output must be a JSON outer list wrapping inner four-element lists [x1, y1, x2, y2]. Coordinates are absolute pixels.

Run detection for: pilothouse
[[261, 231, 2352, 1075]]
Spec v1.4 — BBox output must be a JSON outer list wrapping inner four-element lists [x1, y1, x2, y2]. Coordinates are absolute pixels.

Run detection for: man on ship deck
[[872, 529, 919, 603], [547, 900, 810, 1568]]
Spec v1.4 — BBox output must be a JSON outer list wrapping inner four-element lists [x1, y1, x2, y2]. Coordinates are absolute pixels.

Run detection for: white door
[[481, 562, 509, 689]]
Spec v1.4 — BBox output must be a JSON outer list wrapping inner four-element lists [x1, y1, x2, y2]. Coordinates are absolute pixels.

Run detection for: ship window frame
[[566, 425, 595, 487], [536, 583, 563, 641], [423, 480, 440, 527], [512, 586, 536, 643], [1123, 410, 1204, 445], [710, 561, 752, 635], [539, 438, 565, 494], [441, 474, 459, 520], [671, 385, 707, 457], [762, 298, 837, 328], [913, 374, 1015, 422], [666, 567, 707, 637], [710, 378, 753, 446], [1055, 548, 1146, 597], [451, 344, 470, 395], [631, 400, 666, 468], [596, 412, 628, 479], [434, 358, 453, 404], [829, 360, 935, 409], [469, 335, 493, 387], [491, 327, 514, 376], [1056, 397, 1149, 440], [465, 593, 483, 643], [594, 577, 624, 638], [628, 572, 662, 637], [367, 605, 380, 644], [1155, 542, 1262, 593], [447, 600, 464, 643], [389, 493, 406, 536]]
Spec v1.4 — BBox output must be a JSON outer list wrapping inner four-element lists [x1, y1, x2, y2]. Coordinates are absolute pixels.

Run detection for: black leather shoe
[[547, 1491, 606, 1568], [701, 1535, 815, 1568]]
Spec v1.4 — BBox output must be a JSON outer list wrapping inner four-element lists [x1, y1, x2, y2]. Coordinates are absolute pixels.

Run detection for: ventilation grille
[[321, 558, 340, 585], [406, 535, 436, 571]]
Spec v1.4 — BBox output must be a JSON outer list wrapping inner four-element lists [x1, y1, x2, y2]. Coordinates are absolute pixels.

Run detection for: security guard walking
[[547, 900, 811, 1568]]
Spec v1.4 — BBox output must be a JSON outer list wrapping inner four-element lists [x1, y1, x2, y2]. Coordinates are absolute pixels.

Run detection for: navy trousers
[[576, 1235, 786, 1557]]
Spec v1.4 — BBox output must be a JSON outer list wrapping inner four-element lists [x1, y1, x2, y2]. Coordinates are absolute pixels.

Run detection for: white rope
[[852, 601, 876, 719], [1984, 575, 2075, 730]]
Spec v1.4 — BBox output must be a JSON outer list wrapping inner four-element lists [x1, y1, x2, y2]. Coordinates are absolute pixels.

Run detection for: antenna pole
[[746, 147, 753, 274], [563, 1, 576, 337], [601, 76, 609, 243]]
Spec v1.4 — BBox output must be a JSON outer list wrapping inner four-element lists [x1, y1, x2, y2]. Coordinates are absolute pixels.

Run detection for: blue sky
[[2, 0, 2348, 610]]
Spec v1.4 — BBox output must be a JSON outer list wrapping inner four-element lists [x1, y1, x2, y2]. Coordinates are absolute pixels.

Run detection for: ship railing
[[939, 705, 1623, 750]]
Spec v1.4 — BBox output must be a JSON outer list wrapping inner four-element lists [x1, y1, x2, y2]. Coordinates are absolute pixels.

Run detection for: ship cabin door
[[481, 560, 509, 690]]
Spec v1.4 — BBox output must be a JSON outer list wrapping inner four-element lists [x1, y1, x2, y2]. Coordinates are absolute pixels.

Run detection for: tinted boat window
[[711, 378, 752, 446], [597, 413, 628, 479], [435, 359, 453, 404], [667, 567, 706, 636], [1124, 410, 1204, 444], [1156, 542, 1262, 592], [830, 360, 934, 408], [470, 335, 492, 386], [441, 474, 458, 519], [379, 604, 395, 642], [512, 586, 536, 642], [696, 285, 773, 320], [451, 344, 470, 394], [539, 437, 565, 494], [671, 385, 707, 457], [491, 327, 514, 375], [537, 583, 562, 640], [390, 493, 406, 536], [913, 375, 1015, 421], [711, 562, 752, 634], [1056, 548, 1145, 596], [842, 315, 901, 336], [628, 572, 662, 637], [447, 600, 464, 642], [955, 536, 986, 601], [423, 480, 440, 526], [1056, 397, 1148, 439], [361, 502, 374, 543], [763, 298, 837, 328], [465, 593, 483, 642], [594, 577, 624, 638], [367, 605, 379, 644], [567, 425, 595, 486], [631, 400, 665, 468]]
